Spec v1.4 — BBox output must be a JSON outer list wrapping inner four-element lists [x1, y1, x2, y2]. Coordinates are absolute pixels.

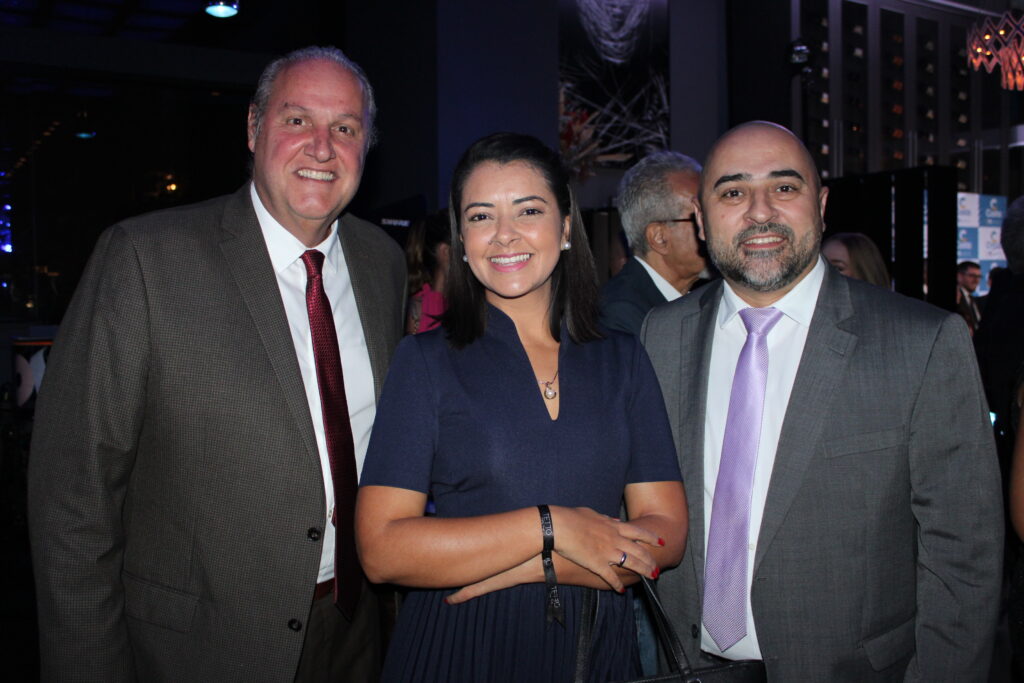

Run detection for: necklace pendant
[[543, 384, 557, 400]]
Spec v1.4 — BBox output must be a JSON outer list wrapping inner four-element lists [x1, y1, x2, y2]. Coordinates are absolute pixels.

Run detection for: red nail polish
[[618, 586, 625, 594], [652, 567, 661, 580], [443, 597, 450, 605], [658, 537, 665, 547]]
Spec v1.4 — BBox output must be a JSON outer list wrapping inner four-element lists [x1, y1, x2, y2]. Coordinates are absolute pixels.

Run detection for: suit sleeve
[[28, 225, 149, 682], [599, 298, 648, 337], [904, 313, 1003, 681]]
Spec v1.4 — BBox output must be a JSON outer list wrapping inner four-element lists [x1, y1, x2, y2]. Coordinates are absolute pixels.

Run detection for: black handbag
[[573, 578, 767, 683]]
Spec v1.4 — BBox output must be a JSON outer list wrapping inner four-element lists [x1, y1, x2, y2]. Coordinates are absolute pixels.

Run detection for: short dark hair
[[1003, 196, 1024, 273], [250, 45, 377, 148], [957, 261, 981, 274], [442, 132, 601, 348]]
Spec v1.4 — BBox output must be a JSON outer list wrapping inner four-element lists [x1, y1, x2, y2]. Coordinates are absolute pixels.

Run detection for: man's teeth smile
[[489, 254, 531, 265], [744, 236, 782, 245], [297, 169, 335, 181]]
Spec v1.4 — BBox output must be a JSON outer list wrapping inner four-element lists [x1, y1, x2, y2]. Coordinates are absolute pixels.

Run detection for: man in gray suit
[[28, 46, 405, 682], [600, 151, 707, 336], [642, 121, 1002, 681]]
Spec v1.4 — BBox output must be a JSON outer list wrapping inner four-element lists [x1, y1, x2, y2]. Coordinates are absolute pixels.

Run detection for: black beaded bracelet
[[537, 505, 564, 625]]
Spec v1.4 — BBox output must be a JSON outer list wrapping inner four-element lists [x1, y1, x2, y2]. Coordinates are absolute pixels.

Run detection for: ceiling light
[[206, 2, 239, 19]]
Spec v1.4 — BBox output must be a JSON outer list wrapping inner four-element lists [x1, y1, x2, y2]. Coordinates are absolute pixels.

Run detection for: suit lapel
[[218, 185, 320, 464], [682, 281, 722, 598], [337, 214, 389, 400], [753, 269, 858, 572]]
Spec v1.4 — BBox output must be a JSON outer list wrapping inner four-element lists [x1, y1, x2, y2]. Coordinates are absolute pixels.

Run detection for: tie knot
[[738, 306, 783, 336], [301, 249, 325, 278]]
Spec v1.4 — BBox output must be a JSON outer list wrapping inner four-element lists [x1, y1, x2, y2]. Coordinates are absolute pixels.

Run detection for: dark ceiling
[[0, 0, 202, 41], [0, 1, 354, 321], [0, 1, 347, 51]]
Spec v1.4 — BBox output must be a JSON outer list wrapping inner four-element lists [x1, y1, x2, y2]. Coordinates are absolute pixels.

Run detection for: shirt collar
[[635, 256, 683, 301], [250, 183, 341, 276], [718, 255, 826, 329]]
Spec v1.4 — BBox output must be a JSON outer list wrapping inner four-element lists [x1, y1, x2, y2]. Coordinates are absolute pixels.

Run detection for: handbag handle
[[638, 576, 694, 674], [574, 588, 598, 683], [574, 579, 694, 682]]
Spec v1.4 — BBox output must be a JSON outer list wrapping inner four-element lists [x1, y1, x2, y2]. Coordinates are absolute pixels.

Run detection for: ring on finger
[[617, 552, 628, 567]]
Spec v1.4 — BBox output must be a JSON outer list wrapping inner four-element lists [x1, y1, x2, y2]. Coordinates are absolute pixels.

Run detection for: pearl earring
[[462, 254, 468, 262], [562, 242, 571, 251]]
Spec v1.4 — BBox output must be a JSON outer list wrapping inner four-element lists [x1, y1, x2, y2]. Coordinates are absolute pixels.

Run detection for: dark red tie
[[301, 249, 360, 619]]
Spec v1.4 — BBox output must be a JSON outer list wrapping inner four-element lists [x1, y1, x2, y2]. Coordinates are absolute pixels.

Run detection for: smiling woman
[[355, 133, 688, 682], [459, 160, 570, 310]]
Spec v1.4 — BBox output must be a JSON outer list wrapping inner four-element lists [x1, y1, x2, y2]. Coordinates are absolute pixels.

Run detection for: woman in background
[[821, 231, 891, 288], [405, 210, 451, 334], [356, 132, 686, 682]]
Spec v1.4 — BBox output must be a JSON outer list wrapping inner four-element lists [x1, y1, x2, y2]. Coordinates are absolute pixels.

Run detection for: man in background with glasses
[[600, 151, 710, 337]]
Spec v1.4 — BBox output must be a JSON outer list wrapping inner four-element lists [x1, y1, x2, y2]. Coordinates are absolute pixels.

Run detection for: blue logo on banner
[[980, 195, 1007, 227], [958, 228, 979, 259]]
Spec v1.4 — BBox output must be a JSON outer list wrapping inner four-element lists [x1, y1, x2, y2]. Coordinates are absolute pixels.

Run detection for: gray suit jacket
[[641, 268, 1002, 682], [28, 185, 406, 682]]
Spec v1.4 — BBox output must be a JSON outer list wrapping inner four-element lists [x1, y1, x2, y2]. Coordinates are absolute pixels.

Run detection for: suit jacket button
[[288, 619, 303, 632], [691, 624, 699, 638], [307, 527, 322, 541]]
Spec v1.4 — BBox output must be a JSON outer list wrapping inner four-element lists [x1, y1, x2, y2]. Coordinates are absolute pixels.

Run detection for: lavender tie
[[703, 306, 783, 652]]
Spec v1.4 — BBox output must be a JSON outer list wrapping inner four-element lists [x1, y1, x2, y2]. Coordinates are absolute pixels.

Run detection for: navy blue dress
[[360, 306, 682, 682]]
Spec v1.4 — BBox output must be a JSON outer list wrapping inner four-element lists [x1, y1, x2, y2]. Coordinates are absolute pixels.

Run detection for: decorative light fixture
[[205, 1, 239, 19], [967, 10, 1024, 90]]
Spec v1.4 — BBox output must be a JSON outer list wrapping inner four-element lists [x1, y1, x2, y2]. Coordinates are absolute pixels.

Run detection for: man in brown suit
[[28, 46, 405, 682]]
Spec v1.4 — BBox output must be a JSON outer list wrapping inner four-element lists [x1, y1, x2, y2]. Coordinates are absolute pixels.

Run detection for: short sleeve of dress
[[360, 334, 438, 493], [624, 338, 683, 485]]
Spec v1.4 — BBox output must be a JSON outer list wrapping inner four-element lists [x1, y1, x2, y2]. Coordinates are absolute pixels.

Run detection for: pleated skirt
[[381, 583, 640, 682]]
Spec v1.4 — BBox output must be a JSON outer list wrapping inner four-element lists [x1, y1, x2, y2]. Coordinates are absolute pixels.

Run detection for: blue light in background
[[205, 2, 239, 18], [0, 201, 12, 253]]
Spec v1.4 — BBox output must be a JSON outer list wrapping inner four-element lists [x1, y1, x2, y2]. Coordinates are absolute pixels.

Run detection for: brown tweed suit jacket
[[28, 184, 406, 682]]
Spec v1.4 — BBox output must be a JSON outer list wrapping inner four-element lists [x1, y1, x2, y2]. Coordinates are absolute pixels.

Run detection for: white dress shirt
[[636, 256, 684, 301], [251, 184, 376, 583], [701, 257, 826, 660]]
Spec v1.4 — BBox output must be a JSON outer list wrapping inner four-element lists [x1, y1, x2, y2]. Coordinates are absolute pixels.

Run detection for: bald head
[[699, 121, 822, 203], [693, 121, 828, 306]]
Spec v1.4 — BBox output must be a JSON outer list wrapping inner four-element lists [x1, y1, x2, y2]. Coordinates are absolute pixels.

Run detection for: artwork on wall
[[558, 0, 669, 179]]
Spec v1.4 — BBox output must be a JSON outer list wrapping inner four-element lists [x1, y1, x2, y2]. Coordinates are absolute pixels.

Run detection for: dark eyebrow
[[464, 196, 548, 212], [712, 173, 749, 190], [769, 169, 806, 182], [711, 169, 806, 190]]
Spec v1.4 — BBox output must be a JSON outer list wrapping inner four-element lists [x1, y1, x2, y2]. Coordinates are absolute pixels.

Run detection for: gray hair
[[616, 151, 701, 257], [1003, 195, 1024, 273], [250, 45, 377, 148]]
